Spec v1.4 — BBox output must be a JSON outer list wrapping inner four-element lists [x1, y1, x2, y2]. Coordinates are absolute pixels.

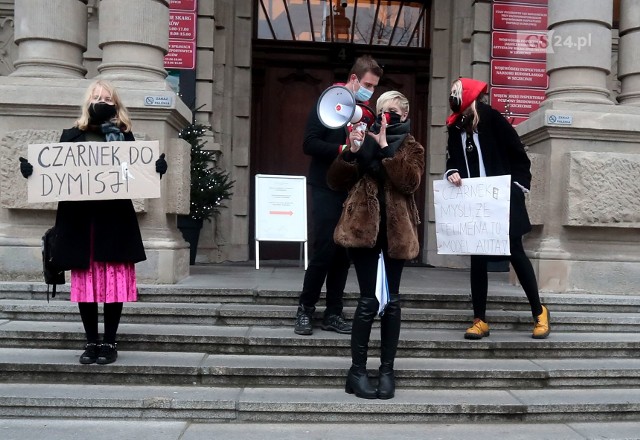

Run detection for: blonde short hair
[[376, 90, 410, 115], [76, 79, 132, 132]]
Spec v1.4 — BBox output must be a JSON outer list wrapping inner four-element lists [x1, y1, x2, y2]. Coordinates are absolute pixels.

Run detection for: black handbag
[[42, 227, 65, 302]]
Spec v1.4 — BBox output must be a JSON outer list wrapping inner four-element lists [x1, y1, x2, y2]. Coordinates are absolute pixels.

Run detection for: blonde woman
[[328, 91, 424, 399], [20, 80, 167, 364], [445, 77, 550, 340]]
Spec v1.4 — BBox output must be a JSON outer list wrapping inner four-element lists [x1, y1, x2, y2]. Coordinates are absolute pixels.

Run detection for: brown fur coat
[[327, 134, 425, 260]]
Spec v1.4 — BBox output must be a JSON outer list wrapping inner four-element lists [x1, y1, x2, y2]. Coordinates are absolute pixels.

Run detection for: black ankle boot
[[345, 366, 377, 399], [377, 365, 395, 399], [96, 343, 118, 365], [79, 342, 100, 365]]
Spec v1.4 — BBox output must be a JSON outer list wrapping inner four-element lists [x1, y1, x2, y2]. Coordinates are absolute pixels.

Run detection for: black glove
[[19, 157, 33, 178], [155, 153, 167, 179]]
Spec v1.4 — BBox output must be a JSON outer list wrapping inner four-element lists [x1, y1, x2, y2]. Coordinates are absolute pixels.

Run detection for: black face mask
[[375, 111, 403, 127], [89, 102, 117, 124]]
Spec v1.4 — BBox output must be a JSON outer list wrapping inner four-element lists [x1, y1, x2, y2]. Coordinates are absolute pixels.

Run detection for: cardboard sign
[[27, 141, 161, 203], [433, 175, 511, 256]]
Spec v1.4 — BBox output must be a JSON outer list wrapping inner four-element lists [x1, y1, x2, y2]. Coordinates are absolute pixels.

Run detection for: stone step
[[2, 320, 640, 358], [4, 282, 640, 313], [1, 383, 640, 423], [3, 419, 638, 440], [2, 299, 640, 331], [3, 348, 640, 389]]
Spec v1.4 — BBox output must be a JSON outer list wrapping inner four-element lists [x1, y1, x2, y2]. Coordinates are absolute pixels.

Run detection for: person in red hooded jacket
[[445, 78, 550, 340]]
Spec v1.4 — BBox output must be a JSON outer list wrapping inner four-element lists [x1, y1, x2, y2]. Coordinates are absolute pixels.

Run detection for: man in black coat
[[294, 55, 383, 335]]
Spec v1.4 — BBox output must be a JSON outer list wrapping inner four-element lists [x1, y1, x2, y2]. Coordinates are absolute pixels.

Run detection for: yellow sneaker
[[464, 318, 490, 340], [532, 305, 550, 339]]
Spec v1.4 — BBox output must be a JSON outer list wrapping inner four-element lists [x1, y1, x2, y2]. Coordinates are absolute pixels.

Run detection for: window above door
[[256, 0, 430, 47]]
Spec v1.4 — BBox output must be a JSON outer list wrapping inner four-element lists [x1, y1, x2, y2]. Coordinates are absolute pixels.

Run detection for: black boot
[[378, 295, 401, 399], [345, 297, 378, 399]]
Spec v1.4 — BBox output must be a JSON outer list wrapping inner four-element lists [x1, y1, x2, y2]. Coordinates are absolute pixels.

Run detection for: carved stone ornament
[[0, 15, 16, 76]]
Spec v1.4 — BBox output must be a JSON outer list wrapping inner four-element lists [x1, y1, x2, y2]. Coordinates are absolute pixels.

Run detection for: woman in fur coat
[[327, 91, 425, 400], [445, 77, 550, 340]]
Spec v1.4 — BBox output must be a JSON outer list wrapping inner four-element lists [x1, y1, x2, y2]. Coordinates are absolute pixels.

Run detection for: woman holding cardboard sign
[[20, 79, 167, 365], [445, 77, 550, 340], [328, 91, 424, 400]]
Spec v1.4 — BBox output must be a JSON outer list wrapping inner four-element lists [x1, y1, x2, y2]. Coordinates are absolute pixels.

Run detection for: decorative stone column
[[97, 0, 169, 81], [617, 0, 640, 104], [11, 0, 88, 78], [546, 0, 613, 104], [514, 0, 640, 294]]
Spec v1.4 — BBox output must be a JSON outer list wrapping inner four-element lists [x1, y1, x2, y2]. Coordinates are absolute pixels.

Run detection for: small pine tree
[[179, 122, 234, 221]]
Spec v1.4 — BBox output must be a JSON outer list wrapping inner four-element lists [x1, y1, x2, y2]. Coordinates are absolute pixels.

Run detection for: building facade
[[0, 0, 638, 294]]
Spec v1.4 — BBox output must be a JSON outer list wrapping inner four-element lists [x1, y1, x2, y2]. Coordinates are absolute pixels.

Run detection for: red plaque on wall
[[493, 0, 547, 5], [164, 41, 196, 69], [170, 0, 197, 11], [491, 31, 547, 61], [490, 87, 546, 116], [491, 59, 548, 89], [169, 12, 197, 41], [493, 4, 547, 32]]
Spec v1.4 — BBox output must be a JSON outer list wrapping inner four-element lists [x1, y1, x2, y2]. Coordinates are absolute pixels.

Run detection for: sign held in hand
[[27, 141, 161, 203], [434, 175, 511, 256]]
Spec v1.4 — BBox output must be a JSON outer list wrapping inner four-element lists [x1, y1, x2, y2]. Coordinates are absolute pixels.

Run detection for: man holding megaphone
[[294, 55, 383, 336]]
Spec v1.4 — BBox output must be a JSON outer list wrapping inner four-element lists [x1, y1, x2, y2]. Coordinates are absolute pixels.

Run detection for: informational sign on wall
[[254, 174, 308, 269], [491, 0, 549, 125], [27, 141, 161, 203], [433, 175, 511, 256], [164, 0, 197, 70]]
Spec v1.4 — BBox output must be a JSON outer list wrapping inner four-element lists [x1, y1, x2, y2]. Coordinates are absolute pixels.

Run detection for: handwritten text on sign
[[433, 175, 511, 255], [27, 141, 161, 203]]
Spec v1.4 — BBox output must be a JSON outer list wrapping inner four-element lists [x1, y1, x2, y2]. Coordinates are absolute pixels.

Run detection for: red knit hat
[[446, 78, 488, 126]]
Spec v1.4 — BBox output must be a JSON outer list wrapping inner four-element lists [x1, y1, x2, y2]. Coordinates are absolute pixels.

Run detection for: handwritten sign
[[433, 175, 511, 255], [27, 141, 161, 203]]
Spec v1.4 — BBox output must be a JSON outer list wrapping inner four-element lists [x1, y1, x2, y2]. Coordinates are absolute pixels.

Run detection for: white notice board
[[254, 174, 307, 269]]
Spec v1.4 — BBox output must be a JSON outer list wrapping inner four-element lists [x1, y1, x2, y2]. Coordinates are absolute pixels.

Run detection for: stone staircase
[[2, 277, 640, 428]]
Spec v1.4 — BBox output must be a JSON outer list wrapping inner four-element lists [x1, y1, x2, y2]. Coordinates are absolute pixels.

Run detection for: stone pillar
[[514, 0, 640, 295], [11, 0, 88, 78], [546, 0, 613, 104], [97, 0, 168, 81], [617, 0, 640, 104]]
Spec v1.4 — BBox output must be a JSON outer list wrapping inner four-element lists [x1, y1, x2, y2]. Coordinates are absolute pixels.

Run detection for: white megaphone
[[317, 85, 363, 129]]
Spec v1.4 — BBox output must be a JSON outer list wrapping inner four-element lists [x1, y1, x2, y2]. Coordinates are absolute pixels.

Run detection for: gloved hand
[[155, 153, 167, 179], [19, 157, 33, 178]]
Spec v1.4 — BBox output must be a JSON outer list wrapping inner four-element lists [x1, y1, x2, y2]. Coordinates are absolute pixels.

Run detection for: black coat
[[446, 102, 532, 237], [303, 104, 350, 192], [52, 127, 146, 270]]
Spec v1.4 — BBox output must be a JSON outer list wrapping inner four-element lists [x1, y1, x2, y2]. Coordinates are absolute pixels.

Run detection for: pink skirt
[[70, 262, 138, 303], [70, 226, 138, 303]]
